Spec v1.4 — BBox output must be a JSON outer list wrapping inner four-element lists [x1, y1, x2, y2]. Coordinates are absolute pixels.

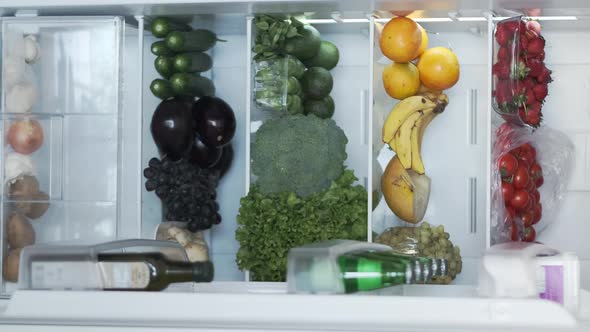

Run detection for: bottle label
[[99, 262, 151, 289], [31, 261, 98, 289], [30, 261, 150, 290]]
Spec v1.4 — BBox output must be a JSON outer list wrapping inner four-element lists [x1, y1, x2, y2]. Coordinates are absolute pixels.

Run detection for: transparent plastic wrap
[[491, 123, 574, 245], [492, 16, 552, 128], [374, 222, 462, 284], [252, 55, 305, 114]]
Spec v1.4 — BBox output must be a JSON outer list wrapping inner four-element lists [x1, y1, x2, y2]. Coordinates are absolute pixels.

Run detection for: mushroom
[[6, 214, 35, 248], [165, 226, 209, 262], [2, 248, 23, 282], [9, 175, 39, 198], [167, 226, 191, 247], [24, 191, 50, 219], [184, 242, 209, 262]]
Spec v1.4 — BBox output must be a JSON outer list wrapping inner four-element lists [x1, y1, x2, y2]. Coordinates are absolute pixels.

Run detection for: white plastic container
[[478, 242, 580, 314]]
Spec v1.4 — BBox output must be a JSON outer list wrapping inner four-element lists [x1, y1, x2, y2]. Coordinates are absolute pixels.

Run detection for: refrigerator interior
[[0, 1, 589, 298]]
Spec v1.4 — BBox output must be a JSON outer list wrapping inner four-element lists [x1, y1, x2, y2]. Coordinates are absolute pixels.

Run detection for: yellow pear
[[381, 156, 431, 223]]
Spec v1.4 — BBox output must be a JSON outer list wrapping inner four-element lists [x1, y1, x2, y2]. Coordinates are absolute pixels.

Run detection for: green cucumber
[[151, 41, 174, 56], [150, 79, 175, 99], [174, 52, 213, 73], [170, 73, 215, 97], [166, 30, 226, 52], [154, 56, 176, 79], [150, 17, 192, 38]]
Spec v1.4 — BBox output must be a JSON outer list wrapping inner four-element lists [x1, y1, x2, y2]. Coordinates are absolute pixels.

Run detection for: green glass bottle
[[337, 251, 450, 293], [97, 252, 213, 291]]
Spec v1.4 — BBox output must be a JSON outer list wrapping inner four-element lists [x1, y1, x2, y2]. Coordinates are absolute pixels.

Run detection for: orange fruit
[[417, 47, 460, 91], [379, 17, 422, 63], [390, 10, 414, 17], [413, 24, 428, 60], [382, 62, 420, 100]]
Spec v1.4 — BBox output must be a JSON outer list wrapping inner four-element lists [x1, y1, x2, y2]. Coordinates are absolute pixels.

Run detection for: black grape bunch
[[144, 157, 221, 232]]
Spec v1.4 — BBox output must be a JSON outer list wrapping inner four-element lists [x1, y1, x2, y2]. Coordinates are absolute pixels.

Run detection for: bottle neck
[[165, 261, 214, 283]]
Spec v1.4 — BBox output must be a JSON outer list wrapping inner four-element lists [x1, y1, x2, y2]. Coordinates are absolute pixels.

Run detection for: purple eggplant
[[151, 98, 194, 161], [192, 96, 236, 147], [211, 144, 234, 178], [188, 135, 222, 168]]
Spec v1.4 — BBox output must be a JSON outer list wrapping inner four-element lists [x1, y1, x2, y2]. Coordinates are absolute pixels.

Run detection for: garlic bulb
[[4, 56, 25, 86], [5, 152, 35, 184], [24, 35, 40, 64], [6, 83, 38, 113]]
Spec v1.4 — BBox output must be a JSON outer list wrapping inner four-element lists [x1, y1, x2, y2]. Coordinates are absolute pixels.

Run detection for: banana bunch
[[382, 93, 449, 174]]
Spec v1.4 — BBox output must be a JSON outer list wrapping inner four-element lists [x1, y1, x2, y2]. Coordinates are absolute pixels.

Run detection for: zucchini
[[151, 41, 174, 56], [150, 79, 175, 100], [150, 17, 192, 38], [174, 52, 213, 73], [154, 56, 176, 79], [166, 30, 226, 52], [170, 73, 215, 97]]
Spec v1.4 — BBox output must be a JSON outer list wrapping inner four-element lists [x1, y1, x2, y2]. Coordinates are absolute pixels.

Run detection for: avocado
[[303, 40, 340, 70], [304, 95, 335, 119], [283, 25, 321, 61], [300, 67, 333, 99]]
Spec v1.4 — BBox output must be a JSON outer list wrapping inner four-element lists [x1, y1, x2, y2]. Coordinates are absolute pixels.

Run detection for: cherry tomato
[[498, 154, 519, 178], [506, 206, 516, 219], [522, 197, 534, 212], [513, 166, 529, 190], [530, 163, 543, 179], [521, 210, 534, 227], [518, 150, 535, 168], [501, 182, 515, 202], [510, 190, 530, 210], [533, 204, 542, 225], [510, 147, 521, 156], [531, 190, 540, 204], [522, 226, 536, 242], [521, 143, 537, 159], [526, 177, 536, 192]]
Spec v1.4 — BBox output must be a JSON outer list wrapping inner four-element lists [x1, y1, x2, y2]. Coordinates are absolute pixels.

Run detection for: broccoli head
[[252, 114, 348, 197]]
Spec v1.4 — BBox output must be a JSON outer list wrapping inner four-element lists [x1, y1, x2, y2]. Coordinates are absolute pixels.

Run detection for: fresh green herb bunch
[[253, 15, 302, 61], [236, 170, 368, 281]]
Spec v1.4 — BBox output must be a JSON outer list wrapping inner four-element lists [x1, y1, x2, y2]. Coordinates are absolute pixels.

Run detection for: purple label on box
[[539, 265, 563, 304]]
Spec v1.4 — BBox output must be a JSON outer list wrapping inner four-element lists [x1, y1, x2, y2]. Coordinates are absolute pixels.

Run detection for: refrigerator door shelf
[[0, 283, 586, 330]]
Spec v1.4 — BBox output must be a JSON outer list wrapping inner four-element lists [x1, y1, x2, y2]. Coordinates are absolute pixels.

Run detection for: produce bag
[[375, 222, 462, 284], [491, 122, 574, 245], [492, 16, 551, 128], [253, 55, 305, 114]]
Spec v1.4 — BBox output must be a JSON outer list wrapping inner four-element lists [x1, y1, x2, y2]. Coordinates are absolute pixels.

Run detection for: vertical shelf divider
[[485, 12, 495, 249], [367, 16, 375, 243]]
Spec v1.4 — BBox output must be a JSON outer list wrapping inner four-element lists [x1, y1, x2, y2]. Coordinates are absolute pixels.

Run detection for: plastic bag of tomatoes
[[491, 122, 574, 245]]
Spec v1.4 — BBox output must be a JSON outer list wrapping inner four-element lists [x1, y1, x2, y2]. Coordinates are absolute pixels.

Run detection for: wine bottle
[[29, 252, 213, 291], [97, 252, 214, 291]]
